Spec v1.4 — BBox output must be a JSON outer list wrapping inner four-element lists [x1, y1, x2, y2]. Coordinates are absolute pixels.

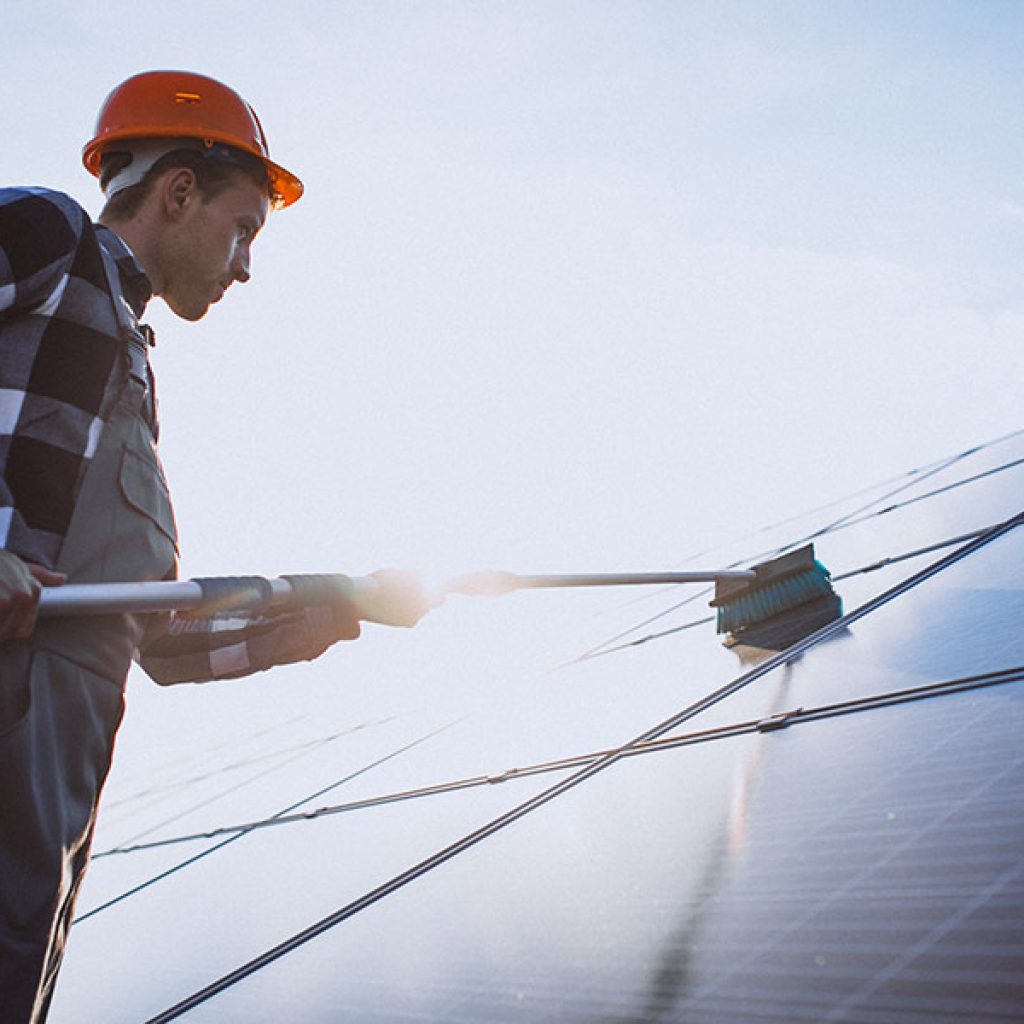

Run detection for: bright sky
[[5, 2, 1024, 1015], [6, 0, 1021, 578]]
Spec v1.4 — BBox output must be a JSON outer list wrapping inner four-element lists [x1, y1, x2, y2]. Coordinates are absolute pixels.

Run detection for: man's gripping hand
[[0, 551, 66, 642]]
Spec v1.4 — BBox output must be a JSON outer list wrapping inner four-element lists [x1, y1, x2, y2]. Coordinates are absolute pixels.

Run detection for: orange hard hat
[[82, 70, 303, 207]]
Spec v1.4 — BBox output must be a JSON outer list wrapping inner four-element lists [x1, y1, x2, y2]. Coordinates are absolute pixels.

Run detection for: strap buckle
[[124, 331, 150, 389]]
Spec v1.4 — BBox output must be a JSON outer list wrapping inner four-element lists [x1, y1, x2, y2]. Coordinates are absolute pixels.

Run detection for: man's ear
[[162, 168, 199, 220]]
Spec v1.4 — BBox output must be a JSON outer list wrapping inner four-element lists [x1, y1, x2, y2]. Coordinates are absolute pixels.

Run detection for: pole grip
[[36, 574, 363, 618]]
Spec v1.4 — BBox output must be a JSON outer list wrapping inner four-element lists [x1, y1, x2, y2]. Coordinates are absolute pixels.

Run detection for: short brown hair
[[99, 145, 272, 220]]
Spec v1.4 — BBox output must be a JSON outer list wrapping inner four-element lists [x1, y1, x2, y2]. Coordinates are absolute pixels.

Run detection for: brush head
[[711, 545, 840, 636]]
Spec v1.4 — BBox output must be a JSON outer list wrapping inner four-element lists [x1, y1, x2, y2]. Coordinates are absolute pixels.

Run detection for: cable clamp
[[756, 708, 802, 732]]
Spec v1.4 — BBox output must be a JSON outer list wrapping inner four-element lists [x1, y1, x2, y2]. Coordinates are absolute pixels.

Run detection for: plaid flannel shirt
[[0, 187, 358, 683]]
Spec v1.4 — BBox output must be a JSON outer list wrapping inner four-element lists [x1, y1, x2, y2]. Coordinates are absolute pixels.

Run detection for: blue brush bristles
[[714, 557, 837, 635]]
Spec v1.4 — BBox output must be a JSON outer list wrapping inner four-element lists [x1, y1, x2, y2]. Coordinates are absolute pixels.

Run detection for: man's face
[[158, 171, 270, 321]]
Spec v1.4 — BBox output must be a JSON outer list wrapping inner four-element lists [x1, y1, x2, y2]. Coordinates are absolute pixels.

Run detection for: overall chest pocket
[[118, 445, 179, 554]]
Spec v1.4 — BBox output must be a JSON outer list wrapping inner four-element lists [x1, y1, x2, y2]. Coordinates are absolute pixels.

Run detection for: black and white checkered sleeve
[[0, 189, 122, 567], [0, 188, 83, 316]]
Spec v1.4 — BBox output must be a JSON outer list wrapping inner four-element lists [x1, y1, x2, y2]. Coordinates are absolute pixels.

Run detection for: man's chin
[[163, 296, 211, 322]]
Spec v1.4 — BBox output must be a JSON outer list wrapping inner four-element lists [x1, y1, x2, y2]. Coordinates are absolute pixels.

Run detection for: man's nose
[[232, 245, 252, 284]]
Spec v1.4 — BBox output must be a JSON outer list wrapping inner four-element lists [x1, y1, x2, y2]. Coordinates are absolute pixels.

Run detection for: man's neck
[[98, 215, 163, 295]]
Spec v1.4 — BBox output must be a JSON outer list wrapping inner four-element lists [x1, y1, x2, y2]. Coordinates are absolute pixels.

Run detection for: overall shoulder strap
[[97, 241, 159, 438]]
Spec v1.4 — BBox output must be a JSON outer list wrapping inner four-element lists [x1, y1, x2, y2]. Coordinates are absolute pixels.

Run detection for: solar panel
[[49, 432, 1024, 1022], [149, 678, 1024, 1023]]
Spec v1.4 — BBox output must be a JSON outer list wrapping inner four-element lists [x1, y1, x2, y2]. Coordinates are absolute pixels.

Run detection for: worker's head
[[84, 71, 302, 321]]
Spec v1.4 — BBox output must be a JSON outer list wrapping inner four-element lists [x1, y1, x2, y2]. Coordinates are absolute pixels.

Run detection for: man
[[0, 70, 433, 1022]]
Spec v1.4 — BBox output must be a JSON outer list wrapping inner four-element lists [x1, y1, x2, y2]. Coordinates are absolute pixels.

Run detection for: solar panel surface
[[50, 430, 1024, 1022]]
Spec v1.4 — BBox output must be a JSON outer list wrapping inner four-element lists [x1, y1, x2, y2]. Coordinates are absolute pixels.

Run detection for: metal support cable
[[99, 664, 1024, 861]]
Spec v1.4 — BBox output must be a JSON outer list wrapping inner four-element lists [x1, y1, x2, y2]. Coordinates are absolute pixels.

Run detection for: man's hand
[[0, 551, 66, 642], [352, 570, 443, 628]]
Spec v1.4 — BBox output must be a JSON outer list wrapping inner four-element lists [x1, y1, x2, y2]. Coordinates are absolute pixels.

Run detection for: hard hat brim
[[83, 128, 303, 208]]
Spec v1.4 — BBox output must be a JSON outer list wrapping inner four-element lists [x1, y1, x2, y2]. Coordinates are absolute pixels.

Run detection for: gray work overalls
[[0, 248, 177, 1023]]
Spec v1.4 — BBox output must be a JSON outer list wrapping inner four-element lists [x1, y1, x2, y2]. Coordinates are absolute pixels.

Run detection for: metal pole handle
[[37, 568, 758, 616], [36, 575, 372, 618], [444, 569, 755, 597]]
